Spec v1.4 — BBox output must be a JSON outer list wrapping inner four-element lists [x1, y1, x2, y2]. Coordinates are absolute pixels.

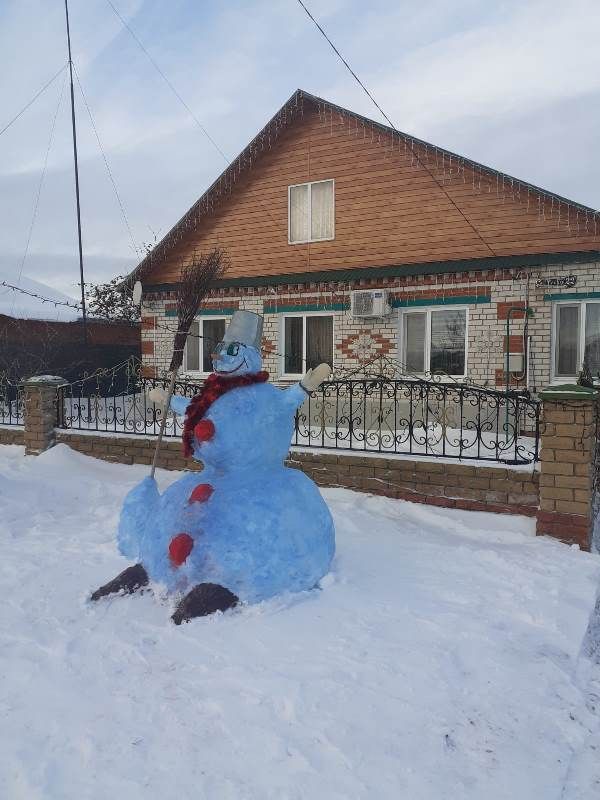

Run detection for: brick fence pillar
[[536, 384, 598, 551], [23, 376, 65, 456]]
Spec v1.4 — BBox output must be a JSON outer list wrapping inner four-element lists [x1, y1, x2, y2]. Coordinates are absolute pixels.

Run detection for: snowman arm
[[148, 386, 190, 417], [118, 476, 161, 560], [170, 395, 191, 416], [282, 382, 308, 411]]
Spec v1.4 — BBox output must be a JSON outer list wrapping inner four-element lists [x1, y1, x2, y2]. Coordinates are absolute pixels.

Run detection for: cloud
[[0, 0, 598, 295]]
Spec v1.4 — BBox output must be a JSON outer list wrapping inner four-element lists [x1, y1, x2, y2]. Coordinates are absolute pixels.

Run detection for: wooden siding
[[146, 108, 599, 285]]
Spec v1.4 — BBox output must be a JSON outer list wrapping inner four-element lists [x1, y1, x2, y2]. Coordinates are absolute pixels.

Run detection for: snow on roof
[[0, 271, 80, 322]]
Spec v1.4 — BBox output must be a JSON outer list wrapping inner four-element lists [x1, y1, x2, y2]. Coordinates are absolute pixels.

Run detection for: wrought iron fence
[[293, 378, 540, 464], [57, 364, 203, 438], [0, 378, 24, 426], [55, 361, 541, 464]]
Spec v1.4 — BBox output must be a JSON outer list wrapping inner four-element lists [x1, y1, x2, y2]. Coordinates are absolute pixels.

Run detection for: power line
[[72, 62, 140, 257], [295, 0, 496, 256], [11, 72, 68, 316], [0, 63, 68, 139], [104, 0, 228, 163]]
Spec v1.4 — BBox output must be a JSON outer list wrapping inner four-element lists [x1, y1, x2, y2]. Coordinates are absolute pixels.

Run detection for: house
[[130, 89, 600, 392], [0, 272, 140, 383]]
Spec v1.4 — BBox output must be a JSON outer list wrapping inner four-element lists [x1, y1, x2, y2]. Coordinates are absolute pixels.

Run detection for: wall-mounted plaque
[[536, 275, 577, 289]]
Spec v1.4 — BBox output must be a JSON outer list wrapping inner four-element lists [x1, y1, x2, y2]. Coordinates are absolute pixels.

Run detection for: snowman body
[[118, 381, 335, 603]]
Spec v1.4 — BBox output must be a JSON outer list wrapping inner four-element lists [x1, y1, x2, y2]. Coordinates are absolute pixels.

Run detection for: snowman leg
[[171, 583, 239, 625], [90, 563, 149, 601]]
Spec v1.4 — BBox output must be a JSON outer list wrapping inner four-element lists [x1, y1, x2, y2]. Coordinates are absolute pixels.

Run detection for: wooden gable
[[139, 92, 599, 286]]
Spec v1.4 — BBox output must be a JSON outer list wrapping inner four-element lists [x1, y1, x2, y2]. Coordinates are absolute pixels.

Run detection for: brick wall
[[0, 427, 24, 446], [536, 392, 597, 549], [51, 429, 538, 517], [55, 430, 201, 472], [141, 259, 600, 390], [287, 451, 539, 516]]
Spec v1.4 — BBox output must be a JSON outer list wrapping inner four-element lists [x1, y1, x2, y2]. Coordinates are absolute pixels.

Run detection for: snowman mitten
[[300, 363, 332, 393], [148, 387, 168, 406]]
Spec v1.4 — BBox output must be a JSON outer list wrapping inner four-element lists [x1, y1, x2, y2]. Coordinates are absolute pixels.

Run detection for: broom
[[150, 248, 226, 478]]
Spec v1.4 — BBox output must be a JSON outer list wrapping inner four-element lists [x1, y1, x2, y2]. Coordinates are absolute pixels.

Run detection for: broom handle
[[150, 368, 178, 479]]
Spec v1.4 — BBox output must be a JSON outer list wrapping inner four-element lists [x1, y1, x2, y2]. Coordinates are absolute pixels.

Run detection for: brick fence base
[[287, 451, 539, 516], [50, 430, 538, 517], [0, 427, 24, 446], [55, 430, 201, 472]]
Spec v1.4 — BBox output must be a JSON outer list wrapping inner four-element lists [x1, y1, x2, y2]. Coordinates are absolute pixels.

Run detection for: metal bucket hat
[[221, 309, 263, 350]]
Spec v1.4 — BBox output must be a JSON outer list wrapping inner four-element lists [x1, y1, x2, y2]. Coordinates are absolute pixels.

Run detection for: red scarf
[[182, 371, 269, 457]]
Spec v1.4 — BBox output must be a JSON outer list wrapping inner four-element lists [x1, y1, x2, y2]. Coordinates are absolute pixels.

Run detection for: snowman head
[[211, 310, 263, 377], [212, 341, 262, 376]]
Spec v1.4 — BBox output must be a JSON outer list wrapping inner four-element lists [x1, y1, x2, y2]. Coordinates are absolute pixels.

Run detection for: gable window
[[288, 179, 334, 244], [281, 314, 334, 376], [401, 307, 468, 377], [553, 300, 600, 380], [185, 317, 227, 374]]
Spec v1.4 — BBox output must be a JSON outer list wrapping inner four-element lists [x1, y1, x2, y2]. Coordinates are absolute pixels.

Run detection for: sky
[[1, 0, 599, 301]]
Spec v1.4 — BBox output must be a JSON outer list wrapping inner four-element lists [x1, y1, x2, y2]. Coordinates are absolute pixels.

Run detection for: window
[[401, 307, 467, 377], [281, 314, 334, 376], [554, 300, 600, 380], [185, 317, 227, 373], [288, 179, 334, 244]]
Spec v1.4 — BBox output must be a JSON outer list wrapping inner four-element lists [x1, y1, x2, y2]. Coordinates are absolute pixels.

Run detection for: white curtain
[[404, 312, 426, 373], [289, 184, 309, 243], [186, 321, 200, 371], [584, 303, 600, 376], [306, 316, 333, 369], [556, 305, 579, 376], [310, 180, 334, 241], [430, 309, 466, 376]]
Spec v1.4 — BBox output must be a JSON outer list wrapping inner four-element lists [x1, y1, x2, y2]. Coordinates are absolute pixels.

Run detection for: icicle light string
[[0, 280, 82, 312]]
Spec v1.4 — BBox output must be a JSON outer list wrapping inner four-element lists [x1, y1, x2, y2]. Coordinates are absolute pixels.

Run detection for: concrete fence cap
[[24, 375, 67, 386], [539, 383, 598, 401]]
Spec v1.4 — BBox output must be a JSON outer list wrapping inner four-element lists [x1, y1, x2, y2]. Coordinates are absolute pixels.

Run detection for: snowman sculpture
[[91, 310, 335, 624]]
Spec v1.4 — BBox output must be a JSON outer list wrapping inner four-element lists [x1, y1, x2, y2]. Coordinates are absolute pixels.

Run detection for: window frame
[[287, 179, 335, 245], [551, 299, 600, 382], [398, 305, 470, 380], [182, 315, 229, 377], [279, 311, 335, 379]]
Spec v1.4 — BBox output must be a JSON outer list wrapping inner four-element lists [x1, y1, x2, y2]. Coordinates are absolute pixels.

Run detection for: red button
[[169, 533, 194, 567], [189, 483, 214, 504], [194, 419, 215, 442]]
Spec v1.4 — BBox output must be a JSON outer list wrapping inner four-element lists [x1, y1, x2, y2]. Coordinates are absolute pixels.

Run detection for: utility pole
[[64, 0, 87, 345]]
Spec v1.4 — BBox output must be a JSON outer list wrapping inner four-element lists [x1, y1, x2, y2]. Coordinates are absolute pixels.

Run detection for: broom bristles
[[169, 248, 227, 372]]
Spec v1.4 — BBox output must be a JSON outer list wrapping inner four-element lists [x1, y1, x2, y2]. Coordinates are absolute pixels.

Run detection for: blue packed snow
[[118, 345, 335, 603]]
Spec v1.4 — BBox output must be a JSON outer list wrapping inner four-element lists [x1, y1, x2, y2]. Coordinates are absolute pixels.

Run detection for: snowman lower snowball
[[91, 310, 336, 624]]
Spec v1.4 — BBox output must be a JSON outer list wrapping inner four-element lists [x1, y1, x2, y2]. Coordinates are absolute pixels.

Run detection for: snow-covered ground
[[0, 443, 599, 799]]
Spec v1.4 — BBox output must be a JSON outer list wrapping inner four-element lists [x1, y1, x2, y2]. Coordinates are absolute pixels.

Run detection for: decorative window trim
[[551, 298, 600, 383], [398, 305, 469, 380], [288, 179, 335, 245], [182, 315, 229, 377], [278, 310, 335, 379]]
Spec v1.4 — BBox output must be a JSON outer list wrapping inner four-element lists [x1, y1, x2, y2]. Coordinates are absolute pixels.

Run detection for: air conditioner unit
[[351, 289, 391, 318]]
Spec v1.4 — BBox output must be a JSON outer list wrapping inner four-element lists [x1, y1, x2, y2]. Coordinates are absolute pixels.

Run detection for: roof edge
[[141, 249, 600, 292], [130, 88, 600, 286]]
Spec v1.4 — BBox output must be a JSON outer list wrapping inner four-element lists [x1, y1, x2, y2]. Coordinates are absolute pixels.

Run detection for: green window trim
[[544, 292, 600, 302], [165, 307, 237, 318], [392, 294, 490, 308], [264, 302, 348, 314]]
